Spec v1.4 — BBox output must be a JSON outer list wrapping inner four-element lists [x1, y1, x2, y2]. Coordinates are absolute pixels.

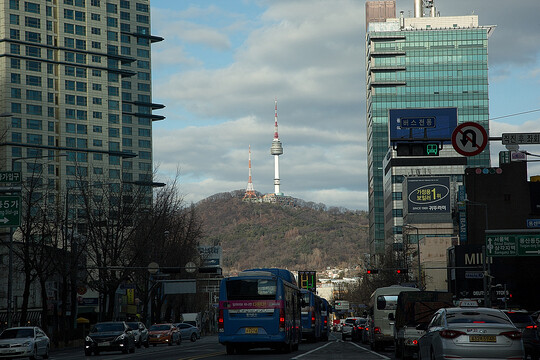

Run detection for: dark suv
[[503, 310, 540, 360]]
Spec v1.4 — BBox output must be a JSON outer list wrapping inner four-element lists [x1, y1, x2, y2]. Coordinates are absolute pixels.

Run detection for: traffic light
[[396, 142, 440, 156], [367, 269, 379, 274], [396, 268, 408, 274]]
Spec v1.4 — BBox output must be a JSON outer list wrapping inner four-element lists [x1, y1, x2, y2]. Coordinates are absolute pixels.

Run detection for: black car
[[503, 310, 540, 360], [85, 321, 136, 356], [352, 318, 367, 342]]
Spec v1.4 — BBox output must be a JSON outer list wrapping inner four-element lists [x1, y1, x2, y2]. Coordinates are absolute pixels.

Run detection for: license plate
[[98, 341, 110, 346], [245, 327, 258, 334], [470, 335, 496, 342]]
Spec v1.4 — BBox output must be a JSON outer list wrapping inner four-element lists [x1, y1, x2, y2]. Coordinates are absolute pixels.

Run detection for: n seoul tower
[[270, 99, 284, 196]]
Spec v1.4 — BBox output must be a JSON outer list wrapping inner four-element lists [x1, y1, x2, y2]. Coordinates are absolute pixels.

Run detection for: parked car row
[[85, 321, 201, 356]]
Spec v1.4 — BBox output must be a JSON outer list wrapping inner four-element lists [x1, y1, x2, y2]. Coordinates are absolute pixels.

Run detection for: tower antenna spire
[[270, 98, 284, 196], [243, 145, 258, 201]]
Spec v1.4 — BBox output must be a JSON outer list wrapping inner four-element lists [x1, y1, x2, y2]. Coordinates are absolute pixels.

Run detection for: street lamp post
[[404, 224, 422, 289]]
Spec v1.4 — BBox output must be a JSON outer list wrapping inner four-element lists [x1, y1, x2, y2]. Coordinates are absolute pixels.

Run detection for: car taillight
[[526, 325, 538, 329], [279, 308, 285, 331], [218, 309, 224, 332], [500, 331, 522, 340], [439, 330, 466, 339], [311, 314, 315, 328], [374, 327, 381, 334]]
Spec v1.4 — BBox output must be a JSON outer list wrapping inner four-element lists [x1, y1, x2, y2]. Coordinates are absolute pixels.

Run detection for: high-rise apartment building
[[365, 0, 494, 258], [0, 0, 164, 212]]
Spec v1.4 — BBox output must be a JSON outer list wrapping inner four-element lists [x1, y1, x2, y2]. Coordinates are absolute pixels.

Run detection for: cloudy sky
[[149, 0, 540, 211]]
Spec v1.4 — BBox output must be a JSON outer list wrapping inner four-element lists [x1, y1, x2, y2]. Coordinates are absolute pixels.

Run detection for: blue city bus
[[300, 289, 322, 342], [320, 297, 332, 341], [218, 268, 302, 354]]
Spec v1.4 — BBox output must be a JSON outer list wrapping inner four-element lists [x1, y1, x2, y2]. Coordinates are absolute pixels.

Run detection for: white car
[[126, 321, 149, 348], [0, 326, 50, 359]]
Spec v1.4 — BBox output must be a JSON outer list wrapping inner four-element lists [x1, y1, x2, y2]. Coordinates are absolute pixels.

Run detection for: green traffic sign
[[486, 234, 540, 257], [0, 195, 21, 227], [0, 171, 21, 184]]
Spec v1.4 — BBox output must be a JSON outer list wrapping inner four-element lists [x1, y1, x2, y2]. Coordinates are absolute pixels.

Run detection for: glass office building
[[366, 13, 494, 257]]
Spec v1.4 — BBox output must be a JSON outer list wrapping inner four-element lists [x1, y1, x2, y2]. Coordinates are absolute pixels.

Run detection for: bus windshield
[[226, 279, 277, 300], [302, 293, 313, 313]]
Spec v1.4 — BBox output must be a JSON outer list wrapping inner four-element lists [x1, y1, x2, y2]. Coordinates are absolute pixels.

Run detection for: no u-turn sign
[[452, 122, 488, 156]]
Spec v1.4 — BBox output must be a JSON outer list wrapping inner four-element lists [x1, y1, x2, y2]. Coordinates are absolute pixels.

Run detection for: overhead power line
[[489, 108, 540, 121]]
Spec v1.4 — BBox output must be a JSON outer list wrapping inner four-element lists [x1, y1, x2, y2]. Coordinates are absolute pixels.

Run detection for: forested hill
[[195, 191, 370, 274]]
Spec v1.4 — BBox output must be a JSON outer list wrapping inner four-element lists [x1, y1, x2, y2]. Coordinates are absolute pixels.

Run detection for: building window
[[26, 104, 42, 115], [136, 3, 149, 12], [12, 118, 22, 128], [66, 123, 76, 133], [91, 13, 100, 21], [91, 0, 100, 6], [76, 110, 87, 121], [26, 89, 42, 101], [10, 0, 19, 10], [10, 59, 20, 69], [10, 29, 20, 40], [64, 23, 74, 33], [106, 3, 117, 13], [107, 31, 118, 41], [26, 60, 41, 72], [25, 16, 40, 28], [10, 14, 19, 25], [27, 134, 43, 145], [24, 2, 40, 14], [26, 119, 42, 130], [11, 74, 21, 84], [11, 88, 21, 99], [6, 104, 23, 119], [26, 75, 41, 86], [107, 17, 118, 28], [25, 31, 41, 43]]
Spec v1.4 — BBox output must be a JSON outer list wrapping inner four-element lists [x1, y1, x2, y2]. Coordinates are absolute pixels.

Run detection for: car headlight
[[23, 341, 32, 347], [115, 334, 126, 341], [85, 336, 94, 342]]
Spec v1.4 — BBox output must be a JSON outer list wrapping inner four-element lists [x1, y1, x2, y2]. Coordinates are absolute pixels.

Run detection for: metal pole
[[482, 245, 488, 306], [7, 227, 14, 328], [416, 227, 421, 290]]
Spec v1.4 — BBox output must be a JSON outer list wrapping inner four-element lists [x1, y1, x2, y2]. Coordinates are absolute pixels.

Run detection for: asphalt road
[[50, 332, 398, 360]]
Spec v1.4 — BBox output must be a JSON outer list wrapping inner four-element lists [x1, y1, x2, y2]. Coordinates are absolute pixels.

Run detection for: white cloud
[[151, 0, 540, 211]]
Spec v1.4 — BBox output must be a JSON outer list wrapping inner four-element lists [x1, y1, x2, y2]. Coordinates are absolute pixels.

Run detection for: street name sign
[[486, 233, 540, 257], [0, 171, 21, 184], [0, 195, 21, 227], [527, 219, 540, 229], [502, 133, 540, 145], [399, 117, 436, 128]]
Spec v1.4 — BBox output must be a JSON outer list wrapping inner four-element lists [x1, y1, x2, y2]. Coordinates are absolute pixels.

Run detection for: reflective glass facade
[[366, 19, 492, 256]]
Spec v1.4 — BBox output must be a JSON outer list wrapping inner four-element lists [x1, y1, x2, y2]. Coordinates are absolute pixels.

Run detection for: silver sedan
[[418, 307, 524, 360], [0, 326, 50, 359], [174, 323, 201, 342]]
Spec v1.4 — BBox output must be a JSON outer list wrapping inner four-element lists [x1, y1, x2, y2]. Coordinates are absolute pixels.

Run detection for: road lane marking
[[291, 341, 333, 359], [348, 342, 391, 359], [176, 351, 226, 360]]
